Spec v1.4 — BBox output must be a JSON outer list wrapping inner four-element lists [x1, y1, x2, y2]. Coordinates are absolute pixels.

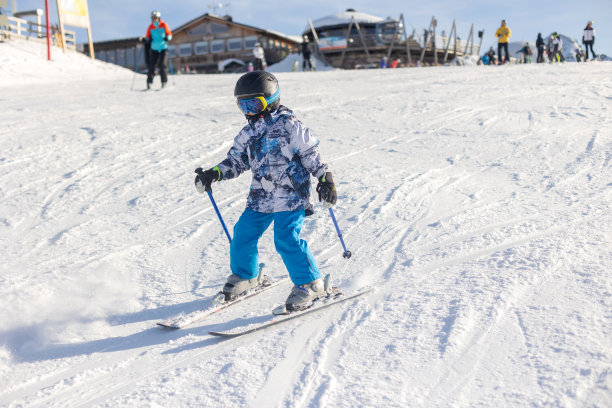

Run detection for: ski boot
[[284, 274, 335, 312]]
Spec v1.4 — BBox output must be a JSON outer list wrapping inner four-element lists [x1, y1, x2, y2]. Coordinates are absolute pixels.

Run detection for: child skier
[[194, 71, 337, 311]]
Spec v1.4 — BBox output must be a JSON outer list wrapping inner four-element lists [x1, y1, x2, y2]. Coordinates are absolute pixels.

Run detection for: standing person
[[547, 35, 555, 63], [552, 32, 565, 62], [495, 19, 511, 64], [194, 71, 338, 311], [301, 39, 314, 71], [145, 10, 172, 89], [536, 33, 545, 63], [582, 21, 597, 60], [253, 43, 266, 71], [380, 56, 388, 69]]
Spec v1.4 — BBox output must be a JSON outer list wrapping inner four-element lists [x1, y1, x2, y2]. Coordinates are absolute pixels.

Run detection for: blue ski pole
[[207, 190, 232, 244], [327, 206, 352, 259], [196, 168, 232, 244]]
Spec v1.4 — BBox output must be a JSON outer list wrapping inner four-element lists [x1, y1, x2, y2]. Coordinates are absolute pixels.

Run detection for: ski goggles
[[236, 88, 280, 116]]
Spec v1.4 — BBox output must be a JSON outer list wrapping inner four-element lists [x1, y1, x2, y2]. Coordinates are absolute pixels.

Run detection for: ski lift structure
[[304, 10, 482, 68]]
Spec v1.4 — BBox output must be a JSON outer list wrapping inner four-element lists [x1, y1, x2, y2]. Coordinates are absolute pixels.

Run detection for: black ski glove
[[194, 167, 221, 193], [316, 172, 337, 206]]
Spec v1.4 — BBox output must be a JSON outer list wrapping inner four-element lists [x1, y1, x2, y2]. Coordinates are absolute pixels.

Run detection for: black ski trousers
[[537, 47, 544, 63], [584, 41, 596, 60], [147, 49, 168, 85], [498, 42, 510, 64]]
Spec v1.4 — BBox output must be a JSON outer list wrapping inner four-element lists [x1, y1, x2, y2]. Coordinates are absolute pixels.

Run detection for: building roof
[[173, 13, 299, 44], [307, 9, 386, 32]]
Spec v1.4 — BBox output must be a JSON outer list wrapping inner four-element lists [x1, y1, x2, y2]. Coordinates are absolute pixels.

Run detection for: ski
[[157, 275, 286, 329], [208, 287, 374, 338]]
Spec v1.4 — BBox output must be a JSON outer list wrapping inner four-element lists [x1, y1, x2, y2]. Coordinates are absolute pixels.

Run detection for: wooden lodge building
[[305, 9, 480, 68], [85, 14, 300, 73]]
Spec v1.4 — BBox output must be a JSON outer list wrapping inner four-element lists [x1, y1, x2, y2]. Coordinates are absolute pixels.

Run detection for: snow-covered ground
[[1, 39, 611, 407]]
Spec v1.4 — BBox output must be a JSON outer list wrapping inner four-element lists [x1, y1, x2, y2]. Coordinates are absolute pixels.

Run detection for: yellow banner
[[57, 0, 90, 28]]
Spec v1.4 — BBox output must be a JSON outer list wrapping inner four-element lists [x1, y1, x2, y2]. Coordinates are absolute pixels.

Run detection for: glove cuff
[[210, 166, 222, 181], [319, 171, 333, 183]]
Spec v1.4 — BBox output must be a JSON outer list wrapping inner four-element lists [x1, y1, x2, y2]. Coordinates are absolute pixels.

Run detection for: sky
[[7, 1, 612, 55]]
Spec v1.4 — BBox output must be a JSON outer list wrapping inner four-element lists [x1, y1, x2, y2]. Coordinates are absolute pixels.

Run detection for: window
[[187, 23, 207, 37], [244, 36, 258, 49], [209, 22, 229, 34], [211, 39, 225, 53], [179, 43, 193, 57], [96, 50, 106, 61], [168, 45, 177, 58], [194, 41, 209, 55], [227, 38, 242, 51]]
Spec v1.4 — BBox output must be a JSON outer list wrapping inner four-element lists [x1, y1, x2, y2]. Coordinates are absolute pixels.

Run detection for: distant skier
[[516, 43, 532, 63], [484, 46, 497, 65], [582, 21, 597, 60], [145, 10, 172, 89], [301, 39, 314, 71], [194, 71, 338, 311], [253, 43, 266, 70], [551, 32, 565, 62], [536, 33, 545, 63], [380, 56, 387, 69], [495, 19, 511, 64]]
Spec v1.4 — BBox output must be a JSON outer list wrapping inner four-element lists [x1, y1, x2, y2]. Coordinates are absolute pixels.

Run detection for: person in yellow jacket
[[495, 19, 511, 65]]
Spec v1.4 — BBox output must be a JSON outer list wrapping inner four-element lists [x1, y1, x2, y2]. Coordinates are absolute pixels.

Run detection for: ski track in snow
[[1, 40, 611, 407]]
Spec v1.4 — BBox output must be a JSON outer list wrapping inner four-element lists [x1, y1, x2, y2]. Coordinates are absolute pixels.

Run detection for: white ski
[[157, 276, 286, 329], [208, 287, 374, 338]]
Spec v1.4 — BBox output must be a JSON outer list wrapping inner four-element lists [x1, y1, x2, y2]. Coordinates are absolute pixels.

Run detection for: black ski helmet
[[234, 71, 280, 114]]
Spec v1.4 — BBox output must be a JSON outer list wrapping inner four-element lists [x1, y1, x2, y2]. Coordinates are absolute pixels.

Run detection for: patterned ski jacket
[[215, 106, 328, 216], [146, 20, 173, 52]]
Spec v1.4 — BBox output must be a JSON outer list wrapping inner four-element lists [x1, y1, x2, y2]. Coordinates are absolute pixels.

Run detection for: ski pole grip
[[195, 167, 212, 192]]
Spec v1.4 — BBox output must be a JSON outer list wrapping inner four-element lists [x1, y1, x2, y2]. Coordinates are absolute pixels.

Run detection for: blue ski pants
[[230, 208, 320, 285]]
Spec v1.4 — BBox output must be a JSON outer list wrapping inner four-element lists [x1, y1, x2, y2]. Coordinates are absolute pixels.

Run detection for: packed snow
[[1, 39, 611, 407]]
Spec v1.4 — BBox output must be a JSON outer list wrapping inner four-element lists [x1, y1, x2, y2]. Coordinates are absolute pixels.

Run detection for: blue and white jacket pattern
[[216, 106, 328, 215]]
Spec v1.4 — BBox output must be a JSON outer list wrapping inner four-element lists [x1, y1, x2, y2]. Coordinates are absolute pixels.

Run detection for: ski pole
[[130, 44, 144, 91], [207, 190, 232, 244], [196, 168, 232, 243], [327, 206, 351, 259], [168, 55, 176, 86]]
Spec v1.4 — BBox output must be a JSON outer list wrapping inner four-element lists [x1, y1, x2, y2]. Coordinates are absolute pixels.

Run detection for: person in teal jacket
[[145, 10, 172, 89]]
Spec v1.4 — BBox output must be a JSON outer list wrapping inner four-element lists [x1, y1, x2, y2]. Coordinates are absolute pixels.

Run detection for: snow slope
[[1, 40, 611, 407]]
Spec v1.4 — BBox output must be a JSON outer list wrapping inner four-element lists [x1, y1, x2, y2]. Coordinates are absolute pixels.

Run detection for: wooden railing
[[0, 16, 76, 50]]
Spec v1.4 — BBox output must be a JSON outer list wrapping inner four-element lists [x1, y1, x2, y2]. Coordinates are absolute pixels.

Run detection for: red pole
[[45, 0, 51, 60]]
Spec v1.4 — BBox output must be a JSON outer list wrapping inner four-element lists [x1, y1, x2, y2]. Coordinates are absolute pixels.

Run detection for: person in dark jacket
[[536, 33, 545, 63], [301, 39, 314, 71], [582, 21, 596, 60]]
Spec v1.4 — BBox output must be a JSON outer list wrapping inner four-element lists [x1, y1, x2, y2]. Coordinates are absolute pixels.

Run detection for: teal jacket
[[146, 20, 172, 52]]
